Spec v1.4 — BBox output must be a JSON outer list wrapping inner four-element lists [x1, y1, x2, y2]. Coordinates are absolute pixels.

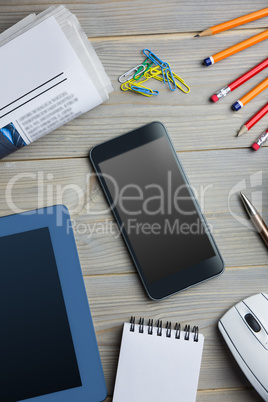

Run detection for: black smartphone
[[90, 122, 224, 300]]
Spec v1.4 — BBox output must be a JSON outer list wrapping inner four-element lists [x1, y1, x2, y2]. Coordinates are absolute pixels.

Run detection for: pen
[[240, 192, 268, 248]]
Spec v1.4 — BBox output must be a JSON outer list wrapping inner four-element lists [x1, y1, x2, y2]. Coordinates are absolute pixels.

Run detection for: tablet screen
[[0, 227, 81, 402]]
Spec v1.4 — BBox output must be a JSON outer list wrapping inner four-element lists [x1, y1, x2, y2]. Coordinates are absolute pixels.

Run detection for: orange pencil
[[196, 8, 268, 37], [232, 77, 268, 111], [204, 30, 268, 66]]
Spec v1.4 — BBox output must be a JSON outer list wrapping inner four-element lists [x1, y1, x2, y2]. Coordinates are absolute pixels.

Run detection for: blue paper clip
[[143, 49, 166, 68], [130, 84, 159, 96], [143, 49, 171, 87], [163, 63, 176, 91]]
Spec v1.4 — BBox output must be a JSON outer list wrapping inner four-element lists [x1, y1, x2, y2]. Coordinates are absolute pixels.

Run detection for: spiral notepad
[[113, 317, 204, 402]]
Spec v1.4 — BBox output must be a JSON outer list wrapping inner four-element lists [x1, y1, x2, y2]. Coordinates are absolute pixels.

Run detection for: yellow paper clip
[[144, 65, 163, 79], [167, 72, 190, 93], [148, 67, 166, 83], [150, 67, 190, 94], [120, 80, 134, 91], [134, 76, 151, 85], [120, 73, 154, 92]]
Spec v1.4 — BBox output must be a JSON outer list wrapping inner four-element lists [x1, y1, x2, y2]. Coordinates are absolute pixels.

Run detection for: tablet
[[0, 205, 107, 402], [90, 122, 224, 300]]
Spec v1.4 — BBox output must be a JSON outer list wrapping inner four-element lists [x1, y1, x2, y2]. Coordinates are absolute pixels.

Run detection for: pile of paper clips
[[118, 49, 190, 97]]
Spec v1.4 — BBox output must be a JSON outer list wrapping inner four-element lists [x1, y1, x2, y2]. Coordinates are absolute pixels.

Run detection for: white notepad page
[[113, 322, 204, 402]]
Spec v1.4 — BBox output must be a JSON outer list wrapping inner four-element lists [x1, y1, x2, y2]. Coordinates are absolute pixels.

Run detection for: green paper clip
[[133, 58, 153, 81]]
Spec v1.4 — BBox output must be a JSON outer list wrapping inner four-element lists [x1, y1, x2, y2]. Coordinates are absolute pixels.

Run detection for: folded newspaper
[[0, 5, 113, 159]]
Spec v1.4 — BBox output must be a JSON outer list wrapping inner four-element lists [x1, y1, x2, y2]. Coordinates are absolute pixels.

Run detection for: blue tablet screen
[[0, 227, 82, 402]]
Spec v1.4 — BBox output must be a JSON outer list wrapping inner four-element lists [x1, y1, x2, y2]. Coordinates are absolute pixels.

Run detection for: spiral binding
[[130, 317, 199, 342]]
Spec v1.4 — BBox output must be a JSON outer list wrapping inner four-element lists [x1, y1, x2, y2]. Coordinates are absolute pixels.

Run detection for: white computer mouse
[[218, 293, 268, 401]]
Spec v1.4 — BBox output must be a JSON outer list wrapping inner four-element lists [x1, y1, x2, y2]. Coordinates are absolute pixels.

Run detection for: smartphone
[[90, 122, 224, 300]]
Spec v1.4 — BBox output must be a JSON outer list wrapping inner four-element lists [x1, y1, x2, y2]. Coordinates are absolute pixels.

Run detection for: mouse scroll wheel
[[244, 313, 261, 332]]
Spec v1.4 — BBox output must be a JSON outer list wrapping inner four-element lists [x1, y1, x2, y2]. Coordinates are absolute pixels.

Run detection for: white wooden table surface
[[0, 1, 267, 400]]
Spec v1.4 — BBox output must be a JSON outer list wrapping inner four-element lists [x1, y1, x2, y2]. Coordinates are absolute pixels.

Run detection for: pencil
[[240, 192, 268, 247], [204, 30, 268, 66], [196, 8, 268, 37], [238, 102, 268, 136], [251, 129, 268, 151], [232, 77, 268, 111], [211, 57, 268, 102]]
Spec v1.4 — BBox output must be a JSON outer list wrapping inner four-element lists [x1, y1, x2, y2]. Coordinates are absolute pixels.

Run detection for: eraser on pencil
[[232, 101, 242, 111], [204, 56, 214, 66], [252, 143, 260, 151], [211, 94, 219, 102]]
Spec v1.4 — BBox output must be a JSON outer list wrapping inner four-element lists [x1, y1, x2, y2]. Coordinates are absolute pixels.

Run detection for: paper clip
[[144, 65, 163, 79], [120, 75, 152, 92], [167, 72, 190, 93], [143, 49, 166, 68], [149, 67, 167, 83], [130, 84, 159, 97], [119, 49, 190, 96], [143, 49, 172, 86], [162, 63, 176, 91], [120, 74, 152, 92], [149, 66, 190, 94], [120, 81, 133, 91], [133, 58, 152, 81], [119, 64, 146, 83]]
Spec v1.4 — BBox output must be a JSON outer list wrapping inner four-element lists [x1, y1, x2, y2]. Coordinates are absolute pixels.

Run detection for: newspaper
[[0, 6, 113, 159]]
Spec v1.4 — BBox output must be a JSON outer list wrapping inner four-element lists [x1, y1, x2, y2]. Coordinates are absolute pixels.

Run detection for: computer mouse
[[218, 293, 268, 401]]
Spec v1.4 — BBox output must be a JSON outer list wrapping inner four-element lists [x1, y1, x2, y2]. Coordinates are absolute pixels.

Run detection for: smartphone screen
[[91, 122, 224, 299]]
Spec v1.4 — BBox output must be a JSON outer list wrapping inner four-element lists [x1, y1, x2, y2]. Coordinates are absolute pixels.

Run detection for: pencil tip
[[237, 125, 247, 137], [194, 34, 199, 37]]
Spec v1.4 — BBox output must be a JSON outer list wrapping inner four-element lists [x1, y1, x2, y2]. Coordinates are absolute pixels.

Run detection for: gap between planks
[[197, 386, 253, 393], [90, 27, 265, 42], [0, 145, 263, 164]]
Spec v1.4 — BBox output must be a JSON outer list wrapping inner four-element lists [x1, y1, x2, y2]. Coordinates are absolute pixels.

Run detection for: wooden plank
[[0, 149, 267, 272], [2, 30, 268, 161], [88, 266, 268, 393], [105, 389, 262, 401], [0, 1, 268, 37], [197, 389, 262, 401], [98, 389, 263, 402]]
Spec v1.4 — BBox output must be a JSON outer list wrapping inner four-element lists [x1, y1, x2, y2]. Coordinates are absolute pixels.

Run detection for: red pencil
[[211, 57, 268, 102], [252, 129, 268, 151], [238, 102, 268, 136]]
